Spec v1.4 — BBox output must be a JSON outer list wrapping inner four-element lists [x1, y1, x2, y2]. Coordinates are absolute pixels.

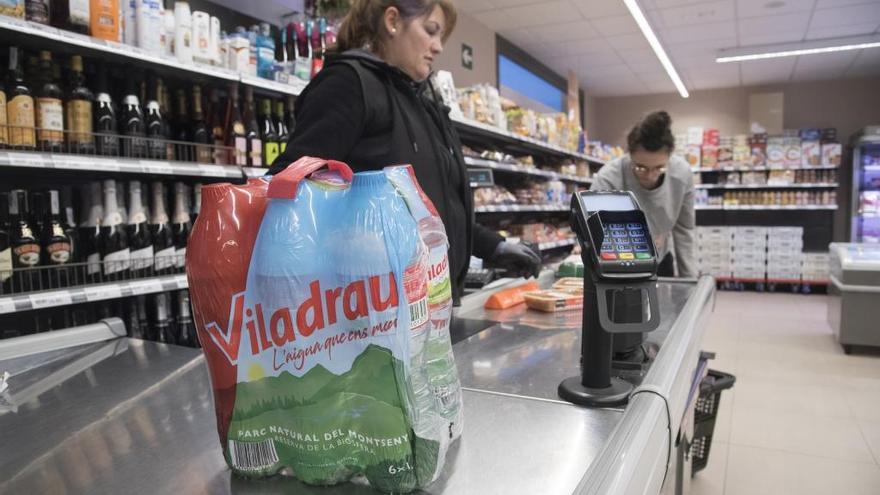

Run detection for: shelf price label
[[0, 298, 15, 315], [198, 164, 226, 177], [130, 279, 164, 295], [176, 276, 189, 289], [84, 285, 123, 302], [8, 153, 45, 168], [141, 160, 174, 175], [29, 291, 73, 310]]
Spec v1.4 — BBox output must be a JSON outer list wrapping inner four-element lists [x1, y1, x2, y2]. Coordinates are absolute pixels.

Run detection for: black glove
[[492, 241, 542, 279]]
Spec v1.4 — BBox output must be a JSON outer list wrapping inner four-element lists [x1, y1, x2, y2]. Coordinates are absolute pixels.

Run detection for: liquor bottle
[[150, 181, 175, 274], [59, 185, 79, 264], [100, 180, 130, 281], [90, 0, 121, 42], [226, 83, 247, 167], [65, 55, 95, 155], [0, 63, 7, 150], [145, 76, 167, 159], [26, 0, 50, 24], [152, 291, 175, 343], [285, 95, 296, 136], [125, 295, 144, 339], [259, 98, 279, 167], [210, 88, 226, 164], [293, 21, 311, 81], [176, 289, 197, 346], [36, 51, 65, 152], [135, 294, 150, 339], [312, 17, 326, 77], [120, 77, 146, 158], [274, 99, 289, 154], [171, 182, 190, 272], [0, 193, 12, 294], [174, 88, 193, 161], [78, 182, 103, 283], [94, 63, 119, 156], [243, 87, 262, 167], [30, 192, 46, 236], [41, 190, 73, 288], [191, 183, 201, 225], [8, 190, 41, 292], [159, 79, 175, 159], [52, 0, 90, 34], [127, 181, 153, 278], [6, 47, 37, 151], [191, 85, 211, 163]]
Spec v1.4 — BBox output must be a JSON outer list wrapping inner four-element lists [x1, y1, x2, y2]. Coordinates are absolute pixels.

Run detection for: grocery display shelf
[[695, 183, 839, 189], [695, 204, 838, 211], [537, 238, 577, 251], [0, 274, 188, 315], [0, 150, 262, 179], [0, 16, 304, 96], [692, 165, 840, 172], [451, 115, 605, 166], [864, 165, 880, 172], [859, 212, 880, 218], [464, 157, 591, 185], [475, 204, 569, 213]]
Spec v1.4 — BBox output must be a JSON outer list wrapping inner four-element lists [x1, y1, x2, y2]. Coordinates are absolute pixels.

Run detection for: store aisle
[[691, 291, 880, 495]]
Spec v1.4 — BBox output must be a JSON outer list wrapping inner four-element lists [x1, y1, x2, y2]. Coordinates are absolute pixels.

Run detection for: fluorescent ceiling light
[[717, 34, 880, 63], [623, 0, 689, 98]]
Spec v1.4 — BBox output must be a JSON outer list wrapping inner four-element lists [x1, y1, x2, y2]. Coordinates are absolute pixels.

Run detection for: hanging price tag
[[29, 291, 73, 310], [84, 285, 123, 302]]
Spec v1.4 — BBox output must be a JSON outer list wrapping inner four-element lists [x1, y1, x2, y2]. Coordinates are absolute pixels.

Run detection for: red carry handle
[[267, 156, 354, 199]]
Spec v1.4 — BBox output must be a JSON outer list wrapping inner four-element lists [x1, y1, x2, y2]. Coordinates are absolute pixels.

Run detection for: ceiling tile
[[606, 33, 651, 51], [631, 57, 669, 75], [577, 50, 628, 68], [792, 51, 861, 79], [651, 0, 724, 8], [738, 31, 808, 46], [809, 3, 880, 30], [593, 15, 641, 36], [657, 0, 736, 29], [738, 12, 811, 39], [682, 63, 740, 89], [472, 10, 518, 31], [806, 21, 880, 40], [572, 0, 630, 19], [736, 0, 814, 18], [616, 47, 661, 65], [542, 37, 616, 57], [579, 64, 639, 80], [740, 57, 796, 85], [504, 1, 583, 28], [849, 47, 880, 67], [666, 37, 737, 67], [659, 21, 737, 44], [816, 0, 880, 8], [489, 0, 540, 7], [457, 0, 498, 14], [527, 19, 600, 43]]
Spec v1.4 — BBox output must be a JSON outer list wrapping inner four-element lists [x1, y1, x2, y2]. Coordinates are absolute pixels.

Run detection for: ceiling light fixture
[[717, 34, 880, 63], [623, 0, 689, 98]]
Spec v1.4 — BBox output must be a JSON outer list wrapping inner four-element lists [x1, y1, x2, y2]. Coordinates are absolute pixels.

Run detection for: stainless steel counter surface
[[0, 339, 617, 495]]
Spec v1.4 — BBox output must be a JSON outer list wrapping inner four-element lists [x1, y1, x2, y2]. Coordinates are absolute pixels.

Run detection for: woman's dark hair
[[626, 110, 675, 154], [333, 0, 457, 55]]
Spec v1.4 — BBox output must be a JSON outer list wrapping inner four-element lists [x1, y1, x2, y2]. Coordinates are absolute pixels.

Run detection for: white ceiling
[[459, 0, 880, 97]]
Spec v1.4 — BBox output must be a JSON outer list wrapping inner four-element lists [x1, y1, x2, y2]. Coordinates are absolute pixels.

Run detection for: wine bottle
[[152, 291, 175, 344], [94, 63, 119, 156], [120, 77, 146, 158], [26, 0, 50, 24], [226, 83, 247, 167], [150, 181, 175, 275], [0, 65, 7, 150], [136, 294, 150, 339], [285, 94, 296, 136], [0, 193, 12, 294], [127, 180, 154, 278], [145, 75, 167, 160], [191, 183, 201, 225], [125, 295, 144, 339], [159, 79, 175, 159], [30, 191, 46, 237], [59, 185, 79, 267], [8, 190, 41, 292], [259, 98, 279, 167], [210, 88, 226, 164], [7, 47, 37, 151], [36, 51, 65, 153], [52, 0, 90, 34], [243, 86, 262, 167], [191, 85, 212, 163], [66, 55, 95, 155], [41, 190, 73, 288], [171, 182, 190, 272], [78, 182, 103, 284], [174, 88, 193, 161], [274, 99, 289, 154], [100, 180, 130, 281], [176, 289, 197, 346]]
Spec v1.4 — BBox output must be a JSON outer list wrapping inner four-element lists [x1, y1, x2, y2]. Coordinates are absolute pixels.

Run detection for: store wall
[[435, 11, 497, 88], [591, 76, 880, 146]]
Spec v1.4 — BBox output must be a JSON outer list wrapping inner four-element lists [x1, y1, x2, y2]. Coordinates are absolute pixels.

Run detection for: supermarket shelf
[[695, 183, 839, 189], [865, 165, 880, 172], [695, 204, 838, 211], [451, 115, 605, 165], [475, 204, 569, 213], [0, 16, 303, 96], [859, 212, 880, 218], [692, 165, 840, 172], [0, 151, 253, 179], [0, 274, 188, 315], [464, 157, 591, 185], [538, 238, 577, 251]]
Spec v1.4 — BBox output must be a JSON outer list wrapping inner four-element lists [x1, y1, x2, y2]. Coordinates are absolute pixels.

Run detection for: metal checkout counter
[[0, 192, 717, 495]]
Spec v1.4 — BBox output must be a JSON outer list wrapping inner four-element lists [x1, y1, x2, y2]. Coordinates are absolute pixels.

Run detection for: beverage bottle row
[[20, 1, 332, 82], [1, 47, 295, 167], [0, 289, 198, 348], [0, 179, 201, 294], [721, 190, 837, 206]]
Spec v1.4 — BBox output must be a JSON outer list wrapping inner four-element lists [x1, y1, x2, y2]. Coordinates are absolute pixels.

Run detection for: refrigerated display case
[[849, 126, 880, 243], [828, 243, 880, 353]]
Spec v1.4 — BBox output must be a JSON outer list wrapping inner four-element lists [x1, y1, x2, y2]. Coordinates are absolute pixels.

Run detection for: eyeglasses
[[633, 164, 667, 175]]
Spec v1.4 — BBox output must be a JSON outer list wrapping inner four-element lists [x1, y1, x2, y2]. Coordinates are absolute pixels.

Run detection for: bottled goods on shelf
[[0, 47, 294, 167], [0, 179, 200, 296], [696, 189, 837, 208], [699, 168, 839, 187]]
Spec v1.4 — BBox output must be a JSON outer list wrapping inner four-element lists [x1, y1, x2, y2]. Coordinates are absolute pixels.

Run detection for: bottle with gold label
[[0, 75, 7, 149], [6, 47, 36, 151], [259, 98, 278, 167], [36, 51, 65, 152], [225, 83, 247, 167], [9, 189, 41, 292], [66, 55, 94, 155]]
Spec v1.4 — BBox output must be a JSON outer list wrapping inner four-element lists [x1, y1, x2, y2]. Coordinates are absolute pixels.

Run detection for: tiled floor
[[691, 290, 880, 495]]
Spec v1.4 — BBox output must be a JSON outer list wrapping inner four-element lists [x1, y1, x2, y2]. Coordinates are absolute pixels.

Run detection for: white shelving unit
[[695, 205, 838, 211], [464, 157, 591, 185], [695, 183, 839, 190], [475, 204, 569, 213], [692, 165, 840, 172]]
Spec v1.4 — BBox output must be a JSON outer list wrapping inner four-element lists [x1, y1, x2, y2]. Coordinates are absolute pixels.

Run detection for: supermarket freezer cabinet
[[0, 277, 716, 495]]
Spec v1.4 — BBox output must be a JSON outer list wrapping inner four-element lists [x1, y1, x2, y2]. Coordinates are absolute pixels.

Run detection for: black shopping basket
[[691, 369, 736, 476]]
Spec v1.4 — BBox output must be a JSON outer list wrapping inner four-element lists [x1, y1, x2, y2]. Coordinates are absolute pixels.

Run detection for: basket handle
[[268, 156, 354, 199]]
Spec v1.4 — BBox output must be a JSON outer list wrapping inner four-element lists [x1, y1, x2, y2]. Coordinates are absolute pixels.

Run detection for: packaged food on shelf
[[767, 137, 785, 169], [687, 126, 704, 145], [473, 185, 517, 206], [718, 139, 734, 168], [430, 70, 462, 119], [801, 140, 821, 167], [822, 142, 842, 166], [749, 133, 767, 168], [701, 145, 718, 169], [703, 128, 720, 146], [783, 136, 802, 168], [685, 144, 702, 169], [0, 0, 24, 18]]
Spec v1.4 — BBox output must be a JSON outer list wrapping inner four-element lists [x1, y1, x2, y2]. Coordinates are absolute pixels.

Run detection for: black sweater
[[269, 50, 503, 301]]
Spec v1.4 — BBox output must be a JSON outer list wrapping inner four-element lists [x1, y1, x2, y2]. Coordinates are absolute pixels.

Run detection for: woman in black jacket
[[269, 0, 540, 303]]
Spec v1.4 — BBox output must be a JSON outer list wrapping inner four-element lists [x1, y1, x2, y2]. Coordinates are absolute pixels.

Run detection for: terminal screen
[[579, 192, 636, 212]]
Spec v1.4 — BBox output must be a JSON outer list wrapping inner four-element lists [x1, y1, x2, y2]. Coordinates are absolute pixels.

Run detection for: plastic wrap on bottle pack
[[187, 157, 451, 493]]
